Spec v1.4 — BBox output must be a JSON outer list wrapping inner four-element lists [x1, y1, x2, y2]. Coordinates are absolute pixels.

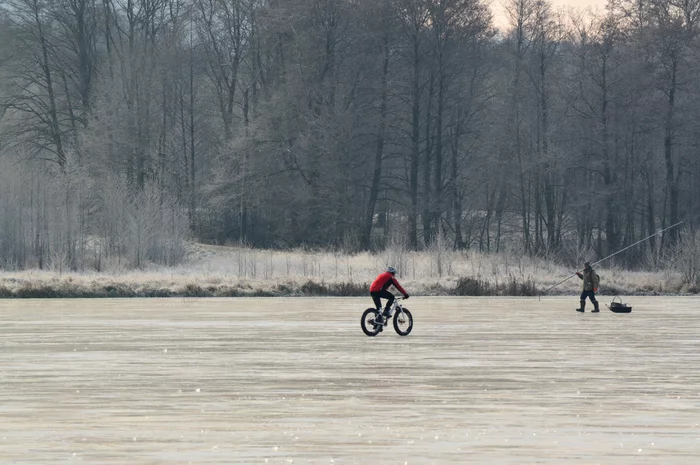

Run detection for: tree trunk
[[450, 106, 464, 249], [422, 73, 434, 246], [409, 33, 420, 250], [663, 57, 679, 248], [189, 42, 197, 232], [361, 36, 390, 250], [600, 52, 619, 255], [434, 68, 445, 241], [542, 52, 556, 251], [33, 0, 66, 169]]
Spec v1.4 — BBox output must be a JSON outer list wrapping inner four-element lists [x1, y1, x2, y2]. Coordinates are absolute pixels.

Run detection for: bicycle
[[360, 297, 413, 337]]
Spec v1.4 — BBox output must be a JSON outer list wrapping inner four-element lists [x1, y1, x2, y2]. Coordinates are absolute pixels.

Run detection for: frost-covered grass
[[0, 242, 691, 298]]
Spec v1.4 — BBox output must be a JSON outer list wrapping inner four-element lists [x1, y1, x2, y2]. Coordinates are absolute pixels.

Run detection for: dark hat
[[584, 262, 591, 268]]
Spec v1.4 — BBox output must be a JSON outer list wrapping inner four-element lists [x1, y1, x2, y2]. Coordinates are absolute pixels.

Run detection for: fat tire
[[361, 308, 382, 337], [393, 308, 413, 336]]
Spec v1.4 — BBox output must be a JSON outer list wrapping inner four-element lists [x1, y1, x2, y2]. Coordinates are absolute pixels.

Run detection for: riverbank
[[0, 243, 691, 298]]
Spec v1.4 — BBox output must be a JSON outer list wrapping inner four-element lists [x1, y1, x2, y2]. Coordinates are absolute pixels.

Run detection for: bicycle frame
[[390, 298, 405, 317]]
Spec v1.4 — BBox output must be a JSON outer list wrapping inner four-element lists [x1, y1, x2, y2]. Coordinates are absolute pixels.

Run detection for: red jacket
[[370, 272, 407, 295]]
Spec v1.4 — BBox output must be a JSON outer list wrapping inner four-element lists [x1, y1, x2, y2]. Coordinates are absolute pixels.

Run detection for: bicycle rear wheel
[[361, 308, 382, 337]]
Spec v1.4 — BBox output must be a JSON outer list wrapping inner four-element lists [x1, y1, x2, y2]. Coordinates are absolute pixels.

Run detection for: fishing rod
[[539, 220, 684, 299]]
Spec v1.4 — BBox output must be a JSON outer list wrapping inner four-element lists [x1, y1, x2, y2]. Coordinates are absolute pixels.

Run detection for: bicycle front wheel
[[393, 308, 413, 336]]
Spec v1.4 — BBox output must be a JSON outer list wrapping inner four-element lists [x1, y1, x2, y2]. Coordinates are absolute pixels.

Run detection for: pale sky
[[491, 0, 608, 30]]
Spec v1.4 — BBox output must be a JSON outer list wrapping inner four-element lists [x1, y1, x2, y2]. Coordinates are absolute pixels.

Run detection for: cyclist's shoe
[[591, 308, 600, 313], [374, 313, 386, 325]]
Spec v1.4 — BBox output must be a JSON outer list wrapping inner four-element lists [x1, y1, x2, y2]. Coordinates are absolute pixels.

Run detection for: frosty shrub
[[0, 158, 27, 269], [454, 276, 488, 296], [640, 243, 661, 271], [0, 155, 92, 271], [299, 280, 365, 296], [428, 231, 454, 277], [92, 178, 187, 269], [561, 237, 595, 269], [382, 236, 410, 278], [671, 232, 700, 288], [454, 274, 537, 296], [0, 158, 187, 273], [502, 242, 527, 277], [0, 153, 187, 272]]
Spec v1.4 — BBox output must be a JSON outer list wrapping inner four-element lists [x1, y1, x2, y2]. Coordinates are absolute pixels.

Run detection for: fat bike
[[360, 297, 413, 337]]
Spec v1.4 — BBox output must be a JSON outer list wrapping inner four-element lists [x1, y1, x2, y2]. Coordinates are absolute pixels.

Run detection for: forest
[[1, 0, 700, 272]]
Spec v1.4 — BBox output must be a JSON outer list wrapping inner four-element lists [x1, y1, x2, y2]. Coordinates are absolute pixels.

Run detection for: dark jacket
[[577, 268, 600, 291]]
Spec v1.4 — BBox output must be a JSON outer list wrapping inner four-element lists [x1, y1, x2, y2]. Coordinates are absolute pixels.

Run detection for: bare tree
[[3, 0, 69, 168]]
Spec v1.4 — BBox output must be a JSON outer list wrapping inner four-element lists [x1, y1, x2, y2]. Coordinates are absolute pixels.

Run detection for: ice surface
[[0, 296, 699, 464]]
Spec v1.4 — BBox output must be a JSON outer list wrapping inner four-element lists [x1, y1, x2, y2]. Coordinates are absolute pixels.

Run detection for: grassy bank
[[0, 243, 692, 298]]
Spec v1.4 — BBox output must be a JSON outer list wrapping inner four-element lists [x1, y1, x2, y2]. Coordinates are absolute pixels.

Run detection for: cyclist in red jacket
[[370, 266, 409, 325]]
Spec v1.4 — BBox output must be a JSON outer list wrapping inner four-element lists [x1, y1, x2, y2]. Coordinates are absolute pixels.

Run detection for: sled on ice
[[606, 296, 632, 313]]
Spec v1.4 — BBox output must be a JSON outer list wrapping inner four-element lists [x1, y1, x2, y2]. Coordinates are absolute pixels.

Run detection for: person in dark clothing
[[576, 262, 600, 313], [370, 266, 409, 324]]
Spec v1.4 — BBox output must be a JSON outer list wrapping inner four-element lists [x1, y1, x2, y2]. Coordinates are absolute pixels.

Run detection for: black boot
[[576, 301, 585, 312], [591, 302, 600, 313]]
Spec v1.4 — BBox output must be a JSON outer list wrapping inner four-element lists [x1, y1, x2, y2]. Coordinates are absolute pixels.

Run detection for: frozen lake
[[1, 297, 699, 464]]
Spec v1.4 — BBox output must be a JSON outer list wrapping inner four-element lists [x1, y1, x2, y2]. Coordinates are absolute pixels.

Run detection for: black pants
[[580, 290, 598, 305], [371, 290, 394, 313]]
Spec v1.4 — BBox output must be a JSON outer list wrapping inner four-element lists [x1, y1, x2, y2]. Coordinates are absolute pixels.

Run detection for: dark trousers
[[371, 290, 394, 313], [580, 290, 598, 306]]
